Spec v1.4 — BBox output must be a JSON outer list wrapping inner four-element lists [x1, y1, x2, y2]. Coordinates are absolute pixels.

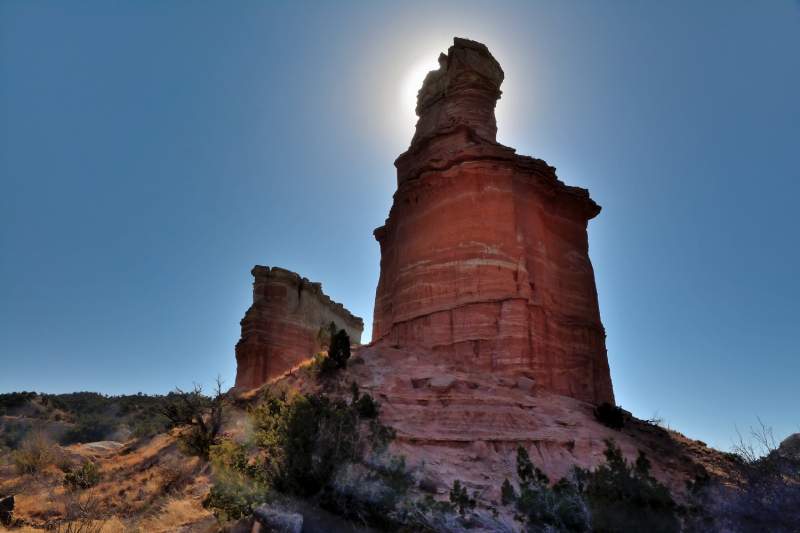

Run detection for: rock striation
[[234, 266, 364, 389], [372, 38, 614, 405]]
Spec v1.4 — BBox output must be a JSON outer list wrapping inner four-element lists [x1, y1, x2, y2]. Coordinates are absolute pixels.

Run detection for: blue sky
[[1, 1, 798, 451]]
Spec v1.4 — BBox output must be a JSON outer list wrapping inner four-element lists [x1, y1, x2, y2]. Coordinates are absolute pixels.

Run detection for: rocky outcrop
[[339, 345, 711, 503], [372, 38, 614, 405], [235, 266, 364, 389]]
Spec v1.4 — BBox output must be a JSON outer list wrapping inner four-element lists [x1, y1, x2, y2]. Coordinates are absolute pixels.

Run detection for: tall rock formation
[[235, 266, 364, 389], [372, 38, 614, 405]]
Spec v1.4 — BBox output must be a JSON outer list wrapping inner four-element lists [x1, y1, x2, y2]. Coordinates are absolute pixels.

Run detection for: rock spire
[[371, 38, 614, 404]]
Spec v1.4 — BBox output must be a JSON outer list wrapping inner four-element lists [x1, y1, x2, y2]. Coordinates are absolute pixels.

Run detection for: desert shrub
[[0, 420, 26, 451], [327, 328, 351, 370], [130, 420, 167, 440], [158, 454, 196, 494], [350, 382, 380, 419], [61, 413, 120, 444], [499, 440, 679, 533], [501, 445, 590, 532], [55, 454, 73, 473], [449, 479, 477, 517], [301, 352, 335, 379], [309, 322, 351, 376], [161, 376, 233, 459], [205, 441, 270, 520], [582, 440, 679, 533], [204, 473, 271, 521], [13, 428, 55, 476], [406, 478, 513, 531], [316, 321, 337, 350], [709, 420, 800, 532], [594, 402, 626, 430], [64, 459, 101, 489], [254, 391, 358, 495], [208, 386, 400, 528]]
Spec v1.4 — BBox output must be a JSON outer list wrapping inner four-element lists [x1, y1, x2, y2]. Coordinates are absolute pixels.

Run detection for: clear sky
[[1, 1, 798, 452]]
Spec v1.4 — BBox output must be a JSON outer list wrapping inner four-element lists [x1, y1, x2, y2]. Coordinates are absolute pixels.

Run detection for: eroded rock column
[[371, 38, 614, 405], [235, 266, 364, 389]]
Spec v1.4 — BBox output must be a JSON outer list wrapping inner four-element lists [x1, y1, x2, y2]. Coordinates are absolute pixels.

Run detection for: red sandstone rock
[[234, 266, 363, 389], [372, 38, 614, 405], [318, 344, 711, 502]]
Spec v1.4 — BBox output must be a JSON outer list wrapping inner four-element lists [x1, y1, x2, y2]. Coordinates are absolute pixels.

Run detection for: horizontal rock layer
[[234, 266, 363, 389], [342, 345, 711, 502]]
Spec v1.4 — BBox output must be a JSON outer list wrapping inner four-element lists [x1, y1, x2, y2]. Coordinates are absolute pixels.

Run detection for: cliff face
[[235, 266, 364, 389], [372, 38, 614, 405]]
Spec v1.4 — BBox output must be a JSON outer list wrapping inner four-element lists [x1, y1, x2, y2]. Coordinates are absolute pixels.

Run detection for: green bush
[[204, 441, 270, 520], [130, 420, 167, 440], [583, 440, 679, 533], [64, 459, 101, 489], [500, 440, 679, 533], [594, 402, 626, 430], [350, 382, 380, 419], [449, 479, 477, 517], [55, 455, 73, 473], [207, 386, 400, 528], [327, 329, 351, 370], [301, 352, 336, 378], [61, 414, 120, 444], [176, 426, 215, 458], [315, 321, 337, 350]]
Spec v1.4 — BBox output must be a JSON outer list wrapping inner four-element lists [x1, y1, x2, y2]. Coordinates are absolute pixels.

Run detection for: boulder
[[429, 375, 457, 394], [253, 504, 303, 533], [517, 376, 535, 394], [0, 495, 14, 527]]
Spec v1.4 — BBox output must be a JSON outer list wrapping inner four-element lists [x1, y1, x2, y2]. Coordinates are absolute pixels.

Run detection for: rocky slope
[[326, 344, 717, 502]]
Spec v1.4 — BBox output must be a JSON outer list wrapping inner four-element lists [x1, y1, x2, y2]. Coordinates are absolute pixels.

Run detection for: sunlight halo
[[401, 57, 442, 117]]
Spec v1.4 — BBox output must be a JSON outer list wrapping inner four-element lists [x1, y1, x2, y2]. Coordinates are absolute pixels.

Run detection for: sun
[[401, 57, 443, 116]]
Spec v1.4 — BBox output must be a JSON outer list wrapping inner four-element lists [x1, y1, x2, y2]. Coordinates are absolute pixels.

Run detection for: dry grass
[[138, 498, 211, 533], [0, 433, 214, 532]]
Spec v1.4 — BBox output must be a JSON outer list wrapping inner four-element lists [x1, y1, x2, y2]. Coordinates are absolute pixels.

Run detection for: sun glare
[[401, 57, 442, 116]]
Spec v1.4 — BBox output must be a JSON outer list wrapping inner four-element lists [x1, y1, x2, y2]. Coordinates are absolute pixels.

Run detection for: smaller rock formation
[[234, 266, 364, 389]]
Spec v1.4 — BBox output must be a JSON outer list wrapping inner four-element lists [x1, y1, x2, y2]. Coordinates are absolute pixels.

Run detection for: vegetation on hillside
[[205, 380, 403, 529], [2, 334, 797, 532], [0, 390, 173, 450]]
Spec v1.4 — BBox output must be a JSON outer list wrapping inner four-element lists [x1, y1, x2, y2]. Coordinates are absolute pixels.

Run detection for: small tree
[[161, 376, 233, 458], [594, 402, 626, 429], [328, 328, 351, 370], [63, 459, 101, 489], [316, 321, 337, 350]]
